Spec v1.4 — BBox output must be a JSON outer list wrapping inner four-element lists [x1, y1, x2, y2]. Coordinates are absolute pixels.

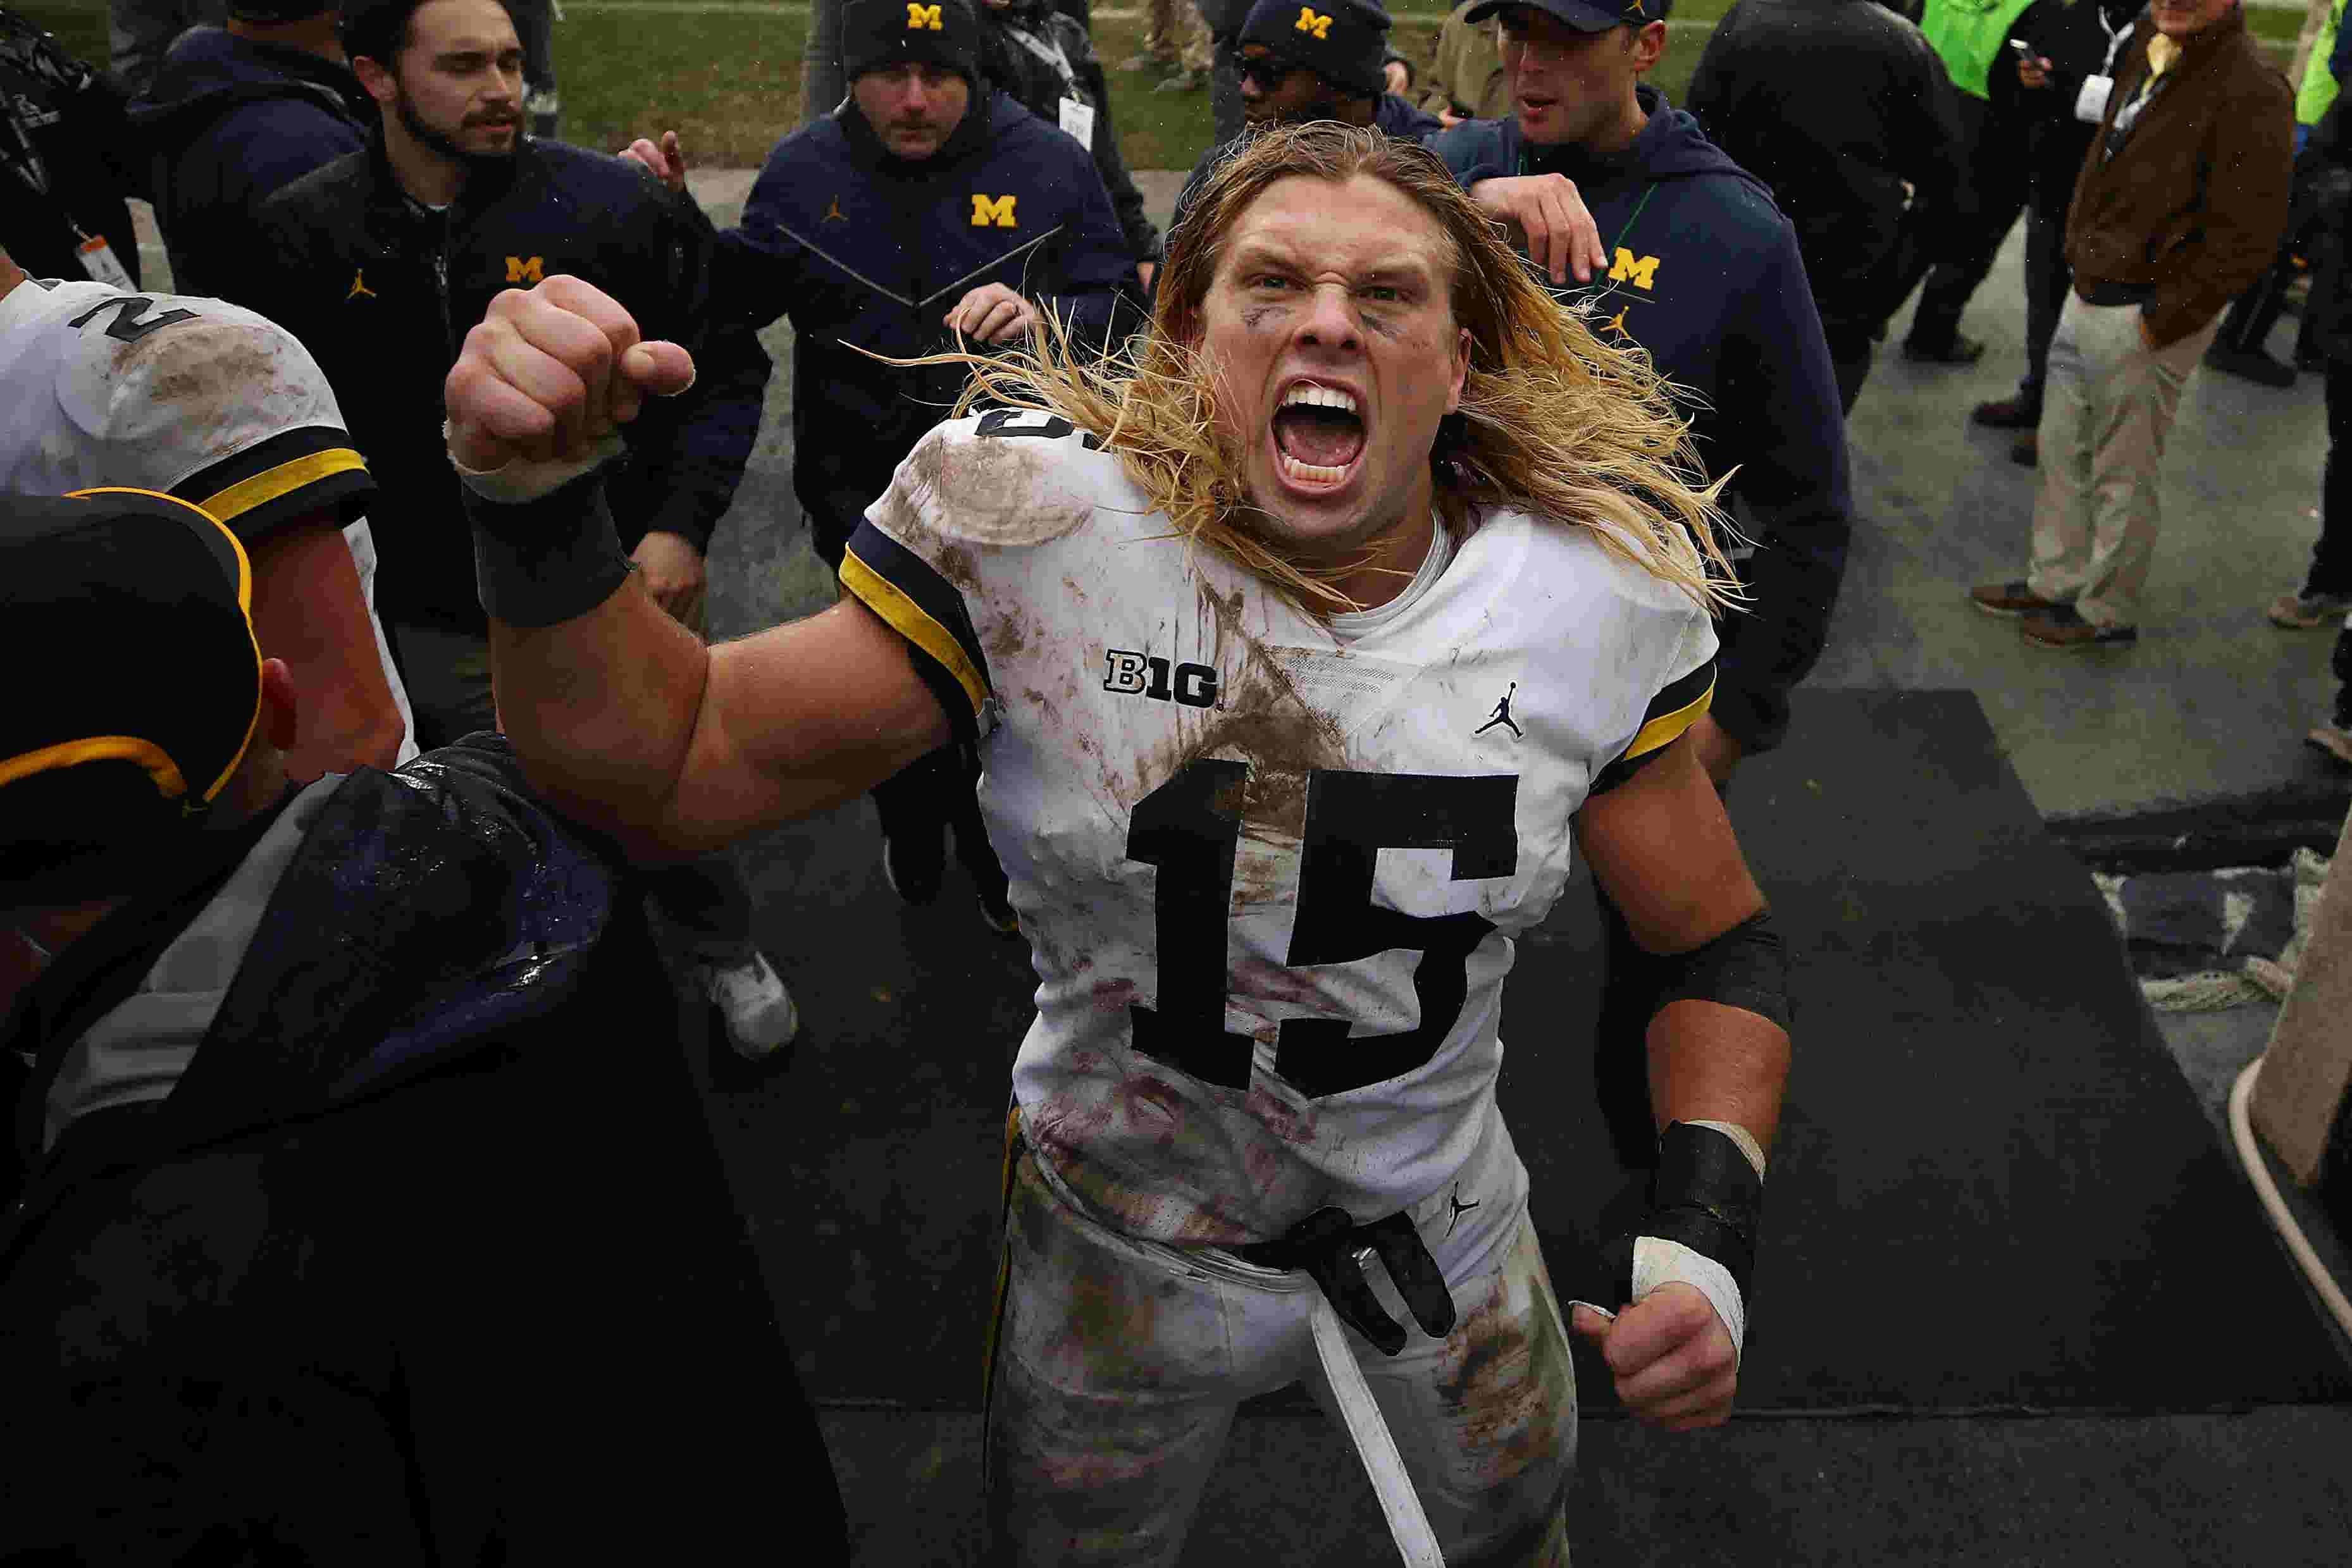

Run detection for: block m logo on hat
[[1295, 6, 1333, 37], [908, 2, 943, 27]]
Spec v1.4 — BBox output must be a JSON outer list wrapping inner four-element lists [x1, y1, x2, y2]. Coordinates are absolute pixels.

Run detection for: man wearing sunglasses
[[1168, 0, 1439, 237]]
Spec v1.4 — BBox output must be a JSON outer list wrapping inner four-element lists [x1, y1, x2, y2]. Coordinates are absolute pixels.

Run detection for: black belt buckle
[[1240, 1205, 1457, 1357]]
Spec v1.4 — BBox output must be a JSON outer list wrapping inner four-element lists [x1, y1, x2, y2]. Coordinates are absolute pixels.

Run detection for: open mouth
[[1269, 382, 1366, 490]]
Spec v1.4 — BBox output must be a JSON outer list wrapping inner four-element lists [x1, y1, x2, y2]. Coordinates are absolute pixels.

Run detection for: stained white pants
[[985, 1110, 1576, 1567]]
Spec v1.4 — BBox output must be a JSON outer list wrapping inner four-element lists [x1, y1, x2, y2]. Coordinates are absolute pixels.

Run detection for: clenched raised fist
[[444, 275, 696, 476]]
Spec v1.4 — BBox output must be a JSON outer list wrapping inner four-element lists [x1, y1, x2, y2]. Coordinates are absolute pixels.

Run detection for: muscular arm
[[1573, 738, 1790, 1157], [490, 548, 951, 865], [245, 512, 407, 778]]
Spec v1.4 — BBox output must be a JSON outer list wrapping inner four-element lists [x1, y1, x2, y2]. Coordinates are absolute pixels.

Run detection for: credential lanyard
[[1007, 22, 1080, 94], [1513, 149, 1661, 294]]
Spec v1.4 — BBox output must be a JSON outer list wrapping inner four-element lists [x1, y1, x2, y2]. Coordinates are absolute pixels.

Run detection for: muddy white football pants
[[986, 1112, 1576, 1567]]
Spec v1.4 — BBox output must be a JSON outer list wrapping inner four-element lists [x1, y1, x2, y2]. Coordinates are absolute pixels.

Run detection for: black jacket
[[2299, 96, 2352, 364], [2011, 0, 2145, 202], [1685, 0, 1967, 334], [1433, 91, 1852, 756], [0, 8, 144, 288], [729, 90, 1135, 552], [127, 26, 374, 300], [233, 130, 770, 633], [981, 0, 1162, 269], [0, 738, 846, 1563]]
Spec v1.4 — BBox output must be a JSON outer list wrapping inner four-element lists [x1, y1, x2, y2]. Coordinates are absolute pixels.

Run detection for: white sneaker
[[696, 951, 799, 1058]]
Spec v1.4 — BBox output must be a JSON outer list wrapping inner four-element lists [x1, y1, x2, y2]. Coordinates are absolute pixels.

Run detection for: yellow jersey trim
[[1623, 669, 1715, 762], [192, 447, 368, 528], [840, 546, 989, 719]]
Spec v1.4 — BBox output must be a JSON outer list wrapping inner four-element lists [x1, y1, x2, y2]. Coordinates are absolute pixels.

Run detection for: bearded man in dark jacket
[[0, 490, 846, 1564], [232, 0, 796, 1061]]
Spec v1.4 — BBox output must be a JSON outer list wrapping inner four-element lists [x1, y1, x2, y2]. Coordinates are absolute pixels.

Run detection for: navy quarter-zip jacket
[[1433, 89, 1853, 756], [728, 90, 1136, 549]]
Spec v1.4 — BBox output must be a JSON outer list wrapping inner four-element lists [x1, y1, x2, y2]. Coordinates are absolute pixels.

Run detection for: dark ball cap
[[0, 490, 264, 909], [1461, 0, 1673, 28], [1239, 0, 1392, 98], [226, 0, 338, 22], [841, 0, 982, 87]]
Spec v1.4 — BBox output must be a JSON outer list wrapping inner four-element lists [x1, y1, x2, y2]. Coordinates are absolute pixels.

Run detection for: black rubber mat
[[708, 689, 2352, 1413]]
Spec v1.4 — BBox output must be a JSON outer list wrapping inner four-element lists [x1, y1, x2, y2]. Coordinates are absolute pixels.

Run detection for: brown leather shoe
[[1969, 579, 2064, 617], [2010, 433, 2038, 467], [2022, 604, 2138, 648], [1971, 396, 2040, 429]]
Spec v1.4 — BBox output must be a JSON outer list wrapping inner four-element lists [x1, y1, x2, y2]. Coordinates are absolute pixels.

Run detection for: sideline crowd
[[0, 0, 2326, 1560]]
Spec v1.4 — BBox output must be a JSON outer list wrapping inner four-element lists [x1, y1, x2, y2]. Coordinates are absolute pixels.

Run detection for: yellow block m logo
[[907, 3, 942, 27], [970, 193, 1018, 228], [505, 255, 545, 285], [1607, 248, 1660, 290], [1295, 6, 1333, 37]]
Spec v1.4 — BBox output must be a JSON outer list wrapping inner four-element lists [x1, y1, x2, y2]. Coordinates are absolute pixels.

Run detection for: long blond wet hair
[[920, 121, 1745, 615]]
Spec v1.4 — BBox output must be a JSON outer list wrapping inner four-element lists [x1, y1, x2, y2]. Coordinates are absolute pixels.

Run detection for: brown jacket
[[2064, 6, 2294, 347]]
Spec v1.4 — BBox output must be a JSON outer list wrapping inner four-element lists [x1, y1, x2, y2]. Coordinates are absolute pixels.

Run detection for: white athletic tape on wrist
[[1632, 1235, 1746, 1362], [1308, 1296, 1445, 1567], [444, 421, 626, 503]]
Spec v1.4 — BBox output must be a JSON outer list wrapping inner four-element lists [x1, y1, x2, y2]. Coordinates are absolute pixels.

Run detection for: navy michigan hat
[[1, 489, 264, 907], [1463, 0, 1673, 29], [1239, 0, 1394, 98]]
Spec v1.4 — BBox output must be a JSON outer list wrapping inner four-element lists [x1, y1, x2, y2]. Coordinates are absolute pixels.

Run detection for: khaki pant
[[1144, 0, 1213, 72], [2027, 293, 2221, 629]]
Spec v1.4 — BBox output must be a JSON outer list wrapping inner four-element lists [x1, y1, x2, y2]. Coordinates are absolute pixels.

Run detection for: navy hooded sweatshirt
[[1432, 86, 1852, 756], [128, 26, 373, 299]]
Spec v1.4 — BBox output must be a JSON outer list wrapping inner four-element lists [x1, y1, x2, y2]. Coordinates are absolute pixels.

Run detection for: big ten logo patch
[[1607, 248, 1659, 290], [1295, 6, 1333, 37], [907, 2, 943, 27], [970, 193, 1018, 228], [505, 255, 545, 285], [1105, 650, 1218, 708]]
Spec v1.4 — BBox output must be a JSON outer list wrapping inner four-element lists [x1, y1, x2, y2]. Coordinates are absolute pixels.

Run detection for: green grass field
[[16, 0, 2314, 173]]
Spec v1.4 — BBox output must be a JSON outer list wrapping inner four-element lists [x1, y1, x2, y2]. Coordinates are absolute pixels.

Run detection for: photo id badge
[[2074, 74, 2113, 126], [1058, 95, 1096, 152], [76, 233, 133, 291]]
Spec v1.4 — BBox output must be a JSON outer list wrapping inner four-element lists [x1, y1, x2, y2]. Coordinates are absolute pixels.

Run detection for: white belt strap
[[1308, 1295, 1445, 1567]]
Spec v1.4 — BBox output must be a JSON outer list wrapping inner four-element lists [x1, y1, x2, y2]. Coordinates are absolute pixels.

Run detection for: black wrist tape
[[1652, 910, 1791, 1030], [1598, 1120, 1765, 1302], [467, 471, 634, 629]]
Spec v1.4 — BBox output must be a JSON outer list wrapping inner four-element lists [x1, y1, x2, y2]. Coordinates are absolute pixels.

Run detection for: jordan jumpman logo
[[1473, 682, 1521, 739]]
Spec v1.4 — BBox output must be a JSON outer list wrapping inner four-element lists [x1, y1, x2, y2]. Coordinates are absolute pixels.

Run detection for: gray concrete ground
[[127, 171, 2352, 1562]]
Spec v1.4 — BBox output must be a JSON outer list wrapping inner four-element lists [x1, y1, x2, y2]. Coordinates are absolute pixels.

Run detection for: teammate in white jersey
[[438, 124, 1791, 1566], [0, 245, 414, 1008], [0, 249, 412, 777]]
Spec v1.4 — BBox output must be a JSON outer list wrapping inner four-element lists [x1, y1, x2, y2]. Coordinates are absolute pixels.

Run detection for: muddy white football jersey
[[843, 412, 1717, 1246], [0, 276, 416, 762]]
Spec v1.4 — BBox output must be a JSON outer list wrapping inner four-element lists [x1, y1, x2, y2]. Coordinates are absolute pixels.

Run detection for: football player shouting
[[442, 122, 1790, 1567]]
